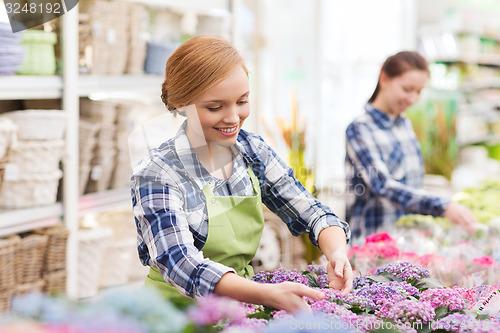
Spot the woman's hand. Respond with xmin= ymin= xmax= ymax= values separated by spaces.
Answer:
xmin=214 ymin=272 xmax=324 ymax=313
xmin=445 ymin=202 xmax=481 ymax=233
xmin=326 ymin=250 xmax=353 ymax=295
xmin=262 ymin=282 xmax=325 ymax=313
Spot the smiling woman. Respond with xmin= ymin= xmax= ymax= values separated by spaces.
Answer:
xmin=344 ymin=51 xmax=480 ymax=243
xmin=130 ymin=35 xmax=354 ymax=313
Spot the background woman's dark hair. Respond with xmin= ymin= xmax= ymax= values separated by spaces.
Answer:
xmin=368 ymin=51 xmax=429 ymax=103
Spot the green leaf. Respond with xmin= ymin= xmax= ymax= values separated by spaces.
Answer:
xmin=413 ymin=278 xmax=445 ymax=290
xmin=306 ymin=274 xmax=320 ymax=288
xmin=367 ymin=275 xmax=393 ymax=283
xmin=434 ymin=306 xmax=449 ymax=320
xmin=248 ymin=306 xmax=274 ymax=320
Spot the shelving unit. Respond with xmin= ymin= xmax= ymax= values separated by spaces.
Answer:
xmin=0 ymin=0 xmax=237 ymax=299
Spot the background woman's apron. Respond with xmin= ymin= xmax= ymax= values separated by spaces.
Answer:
xmin=144 ymin=167 xmax=265 ymax=302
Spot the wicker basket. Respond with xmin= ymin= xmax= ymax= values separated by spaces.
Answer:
xmin=34 ymin=225 xmax=69 ymax=273
xmin=0 ymin=110 xmax=67 ymax=141
xmin=80 ymin=99 xmax=118 ymax=125
xmin=77 ymin=227 xmax=113 ymax=299
xmin=43 ymin=269 xmax=67 ymax=295
xmin=99 ymin=238 xmax=135 ymax=288
xmin=9 ymin=139 xmax=65 ymax=174
xmin=0 ymin=289 xmax=12 ymax=312
xmin=0 ymin=235 xmax=20 ymax=291
xmin=0 ymin=169 xmax=63 ymax=209
xmin=0 ymin=118 xmax=16 ymax=160
xmin=14 ymin=280 xmax=45 ymax=295
xmin=13 ymin=233 xmax=49 ymax=284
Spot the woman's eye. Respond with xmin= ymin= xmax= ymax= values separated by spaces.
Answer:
xmin=207 ymin=106 xmax=222 ymax=111
xmin=237 ymin=100 xmax=248 ymax=105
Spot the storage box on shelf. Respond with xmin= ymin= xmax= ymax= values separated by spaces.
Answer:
xmin=18 ymin=30 xmax=57 ymax=76
xmin=79 ymin=0 xmax=147 ymax=75
xmin=0 ymin=110 xmax=66 ymax=209
xmin=77 ymin=226 xmax=113 ymax=299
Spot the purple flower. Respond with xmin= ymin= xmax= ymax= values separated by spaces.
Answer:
xmin=420 ymin=288 xmax=466 ymax=311
xmin=354 ymin=281 xmax=419 ymax=304
xmin=271 ymin=310 xmax=293 ymax=320
xmin=310 ymin=300 xmax=356 ymax=318
xmin=374 ymin=261 xmax=430 ymax=283
xmin=187 ymin=294 xmax=246 ymax=326
xmin=376 ymin=299 xmax=435 ymax=325
xmin=251 ymin=268 xmax=309 ymax=286
xmin=432 ymin=313 xmax=500 ymax=333
xmin=353 ymin=276 xmax=376 ymax=289
xmin=226 ymin=317 xmax=268 ymax=331
xmin=306 ymin=264 xmax=327 ymax=276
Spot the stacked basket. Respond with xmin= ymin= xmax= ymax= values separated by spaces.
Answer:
xmin=12 ymin=232 xmax=49 ymax=295
xmin=80 ymin=99 xmax=118 ymax=193
xmin=78 ymin=0 xmax=147 ymax=75
xmin=79 ymin=119 xmax=100 ymax=195
xmin=95 ymin=209 xmax=140 ymax=288
xmin=0 ymin=236 xmax=19 ymax=312
xmin=0 ymin=110 xmax=66 ymax=209
xmin=110 ymin=103 xmax=134 ymax=189
xmin=77 ymin=224 xmax=113 ymax=299
xmin=35 ymin=225 xmax=70 ymax=295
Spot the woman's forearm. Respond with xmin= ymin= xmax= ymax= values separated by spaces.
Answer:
xmin=317 ymin=225 xmax=348 ymax=259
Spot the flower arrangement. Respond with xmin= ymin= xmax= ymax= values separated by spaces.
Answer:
xmin=3 ymin=260 xmax=500 ymax=333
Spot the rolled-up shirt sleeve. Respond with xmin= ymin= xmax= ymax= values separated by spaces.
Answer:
xmin=132 ymin=170 xmax=235 ymax=299
xmin=346 ymin=121 xmax=449 ymax=217
xmin=252 ymin=136 xmax=350 ymax=246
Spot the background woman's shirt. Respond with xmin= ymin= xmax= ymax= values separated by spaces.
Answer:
xmin=132 ymin=120 xmax=350 ymax=298
xmin=345 ymin=104 xmax=449 ymax=242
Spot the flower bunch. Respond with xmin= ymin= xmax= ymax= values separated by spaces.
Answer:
xmin=251 ymin=268 xmax=309 ymax=285
xmin=187 ymin=294 xmax=246 ymax=326
xmin=374 ymin=261 xmax=430 ymax=283
xmin=471 ymin=256 xmax=499 ymax=270
xmin=375 ymin=299 xmax=435 ymax=325
xmin=419 ymin=288 xmax=466 ymax=311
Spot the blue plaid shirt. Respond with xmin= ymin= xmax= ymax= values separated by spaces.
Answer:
xmin=345 ymin=104 xmax=449 ymax=241
xmin=132 ymin=120 xmax=350 ymax=298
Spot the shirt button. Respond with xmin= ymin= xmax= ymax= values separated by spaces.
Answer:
xmin=211 ymin=198 xmax=216 ymax=204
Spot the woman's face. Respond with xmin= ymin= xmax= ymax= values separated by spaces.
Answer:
xmin=185 ymin=65 xmax=250 ymax=146
xmin=379 ymin=69 xmax=428 ymax=116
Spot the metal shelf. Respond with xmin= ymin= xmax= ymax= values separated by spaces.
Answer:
xmin=0 ymin=203 xmax=63 ymax=237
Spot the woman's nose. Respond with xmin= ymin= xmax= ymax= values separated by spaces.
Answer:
xmin=223 ymin=106 xmax=239 ymax=123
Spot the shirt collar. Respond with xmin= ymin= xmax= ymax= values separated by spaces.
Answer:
xmin=173 ymin=120 xmax=250 ymax=190
xmin=365 ymin=103 xmax=405 ymax=128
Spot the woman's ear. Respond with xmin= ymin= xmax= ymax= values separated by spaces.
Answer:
xmin=379 ymin=71 xmax=390 ymax=88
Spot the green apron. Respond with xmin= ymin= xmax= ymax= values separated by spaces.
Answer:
xmin=144 ymin=167 xmax=265 ymax=302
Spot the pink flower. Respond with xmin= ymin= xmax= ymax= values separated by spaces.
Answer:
xmin=188 ymin=294 xmax=246 ymax=326
xmin=471 ymin=256 xmax=498 ymax=269
xmin=365 ymin=232 xmax=395 ymax=245
xmin=378 ymin=244 xmax=400 ymax=259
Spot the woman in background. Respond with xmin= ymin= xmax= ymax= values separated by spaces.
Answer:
xmin=345 ymin=51 xmax=479 ymax=242
xmin=132 ymin=35 xmax=353 ymax=313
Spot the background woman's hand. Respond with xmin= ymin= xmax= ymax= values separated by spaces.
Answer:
xmin=326 ymin=250 xmax=353 ymax=296
xmin=445 ymin=202 xmax=481 ymax=233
